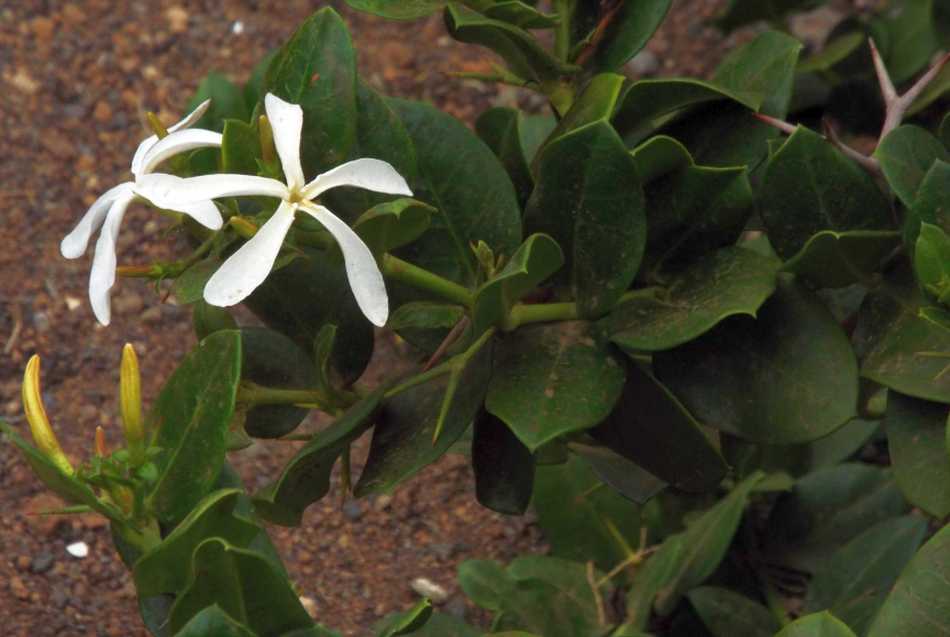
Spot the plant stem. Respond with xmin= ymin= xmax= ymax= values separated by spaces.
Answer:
xmin=504 ymin=287 xmax=662 ymax=330
xmin=380 ymin=254 xmax=473 ymax=307
xmin=554 ymin=0 xmax=575 ymax=61
xmin=237 ymin=381 xmax=352 ymax=411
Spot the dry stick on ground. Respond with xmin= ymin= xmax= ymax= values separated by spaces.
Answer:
xmin=755 ymin=38 xmax=950 ymax=175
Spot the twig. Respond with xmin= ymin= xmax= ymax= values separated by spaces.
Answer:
xmin=421 ymin=316 xmax=469 ymax=372
xmin=4 ymin=303 xmax=23 ymax=355
xmin=575 ymin=0 xmax=625 ymax=67
xmin=586 ymin=561 xmax=608 ymax=628
xmin=870 ymin=38 xmax=950 ymax=143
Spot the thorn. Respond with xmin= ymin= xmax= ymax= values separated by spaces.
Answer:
xmin=753 ymin=112 xmax=798 ymax=136
xmin=868 ymin=38 xmax=896 ymax=103
xmin=422 ymin=316 xmax=469 ymax=372
xmin=873 ymin=39 xmax=950 ymax=142
xmin=822 ymin=117 xmax=881 ymax=175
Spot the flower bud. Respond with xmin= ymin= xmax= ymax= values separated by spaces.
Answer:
xmin=22 ymin=356 xmax=73 ymax=475
xmin=146 ymin=111 xmax=170 ymax=139
xmin=259 ymin=114 xmax=276 ymax=163
xmin=120 ymin=344 xmax=145 ymax=463
xmin=229 ymin=216 xmax=259 ymax=239
xmin=94 ymin=426 xmax=108 ymax=458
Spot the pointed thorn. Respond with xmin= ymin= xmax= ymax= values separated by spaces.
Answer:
xmin=753 ymin=112 xmax=797 ymax=136
xmin=868 ymin=37 xmax=897 ymax=103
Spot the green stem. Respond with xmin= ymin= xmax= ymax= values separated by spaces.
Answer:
xmin=381 ymin=254 xmax=474 ymax=307
xmin=504 ymin=287 xmax=663 ymax=330
xmin=237 ymin=381 xmax=352 ymax=411
xmin=554 ymin=0 xmax=575 ymax=62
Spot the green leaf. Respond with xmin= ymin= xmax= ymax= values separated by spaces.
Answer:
xmin=134 ymin=490 xmax=259 ymax=597
xmin=782 ymin=230 xmax=902 ymax=289
xmin=765 ymin=464 xmax=910 ymax=572
xmin=879 ymin=0 xmax=939 ymax=84
xmin=174 ymin=258 xmax=221 ymax=305
xmin=712 ymin=30 xmax=802 ymax=117
xmin=856 ymin=277 xmax=950 ymax=403
xmin=687 ymin=586 xmax=779 ymax=637
xmin=776 ymin=612 xmax=857 ymax=637
xmin=443 ymin=3 xmax=576 ymax=83
xmin=875 ymin=125 xmax=950 ymax=207
xmin=542 ymin=73 xmax=626 ymax=151
xmin=941 ymin=113 xmax=950 ymax=149
xmin=867 ymin=521 xmax=950 ymax=637
xmin=193 ymin=301 xmax=237 ymax=341
xmin=592 ymin=360 xmax=727 ymax=493
xmin=640 ymin=162 xmax=754 ymax=270
xmin=905 ymin=160 xmax=950 ymax=248
xmin=476 ymin=107 xmax=543 ymax=205
xmin=239 ymin=328 xmax=316 ymax=439
xmin=390 ymin=98 xmax=522 ymax=282
xmin=352 ymin=198 xmax=434 ymax=255
xmin=885 ymin=392 xmax=950 ymax=518
xmin=265 ymin=8 xmax=356 ymax=173
xmin=570 ymin=443 xmax=666 ymax=504
xmin=473 ymin=411 xmax=534 ymax=515
xmin=655 ymin=279 xmax=859 ymax=444
xmin=532 ymin=454 xmax=642 ymax=570
xmin=187 ymin=72 xmax=249 ymax=132
xmin=761 ymin=126 xmax=893 ymax=260
xmin=377 ymin=612 xmax=477 ymax=637
xmin=804 ymin=515 xmax=928 ymax=634
xmin=472 ymin=233 xmax=564 ymax=335
xmin=221 ymin=119 xmax=261 ymax=175
xmin=486 ymin=321 xmax=626 ymax=451
xmin=169 ymin=539 xmax=315 ymax=635
xmin=625 ymin=471 xmax=765 ymax=624
xmin=388 ymin=302 xmax=466 ymax=354
xmin=484 ymin=2 xmax=557 ymax=29
xmin=172 ymin=605 xmax=255 ymax=637
xmin=344 ymin=0 xmax=445 ymax=20
xmin=797 ymin=31 xmax=866 ymax=74
xmin=629 ymin=135 xmax=693 ymax=183
xmin=587 ymin=0 xmax=672 ymax=71
xmin=377 ymin=598 xmax=433 ymax=637
xmin=524 ymin=121 xmax=646 ymax=316
xmin=601 ymin=246 xmax=779 ymax=352
xmin=715 ymin=0 xmax=821 ymax=33
xmin=355 ymin=343 xmax=492 ymax=495
xmin=0 ymin=423 xmax=124 ymax=522
xmin=915 ymin=223 xmax=950 ymax=302
xmin=244 ymin=245 xmax=374 ymax=384
xmin=255 ymin=390 xmax=383 ymax=526
xmin=148 ymin=331 xmax=242 ymax=524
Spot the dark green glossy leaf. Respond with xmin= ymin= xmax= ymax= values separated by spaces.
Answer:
xmin=148 ymin=331 xmax=242 ymax=524
xmin=629 ymin=135 xmax=692 ymax=183
xmin=570 ymin=442 xmax=666 ymax=504
xmin=532 ymin=455 xmax=641 ymax=570
xmin=761 ymin=126 xmax=893 ymax=260
xmin=378 ymin=612 xmax=476 ymax=637
xmin=473 ymin=411 xmax=534 ymax=515
xmin=905 ymin=160 xmax=950 ymax=248
xmin=804 ymin=515 xmax=928 ymax=634
xmin=169 ymin=539 xmax=314 ymax=635
xmin=486 ymin=321 xmax=626 ymax=451
xmin=587 ymin=0 xmax=671 ymax=71
xmin=221 ymin=119 xmax=261 ymax=175
xmin=915 ymin=223 xmax=950 ymax=302
xmin=187 ymin=72 xmax=249 ymax=132
xmin=687 ymin=586 xmax=779 ymax=637
xmin=388 ymin=302 xmax=465 ymax=354
xmin=355 ymin=342 xmax=492 ymax=495
xmin=444 ymin=3 xmax=576 ymax=83
xmin=712 ymin=30 xmax=801 ymax=117
xmin=543 ymin=73 xmax=626 ymax=152
xmin=345 ymin=0 xmax=444 ymax=20
xmin=855 ymin=277 xmax=950 ymax=404
xmin=941 ymin=113 xmax=950 ymax=148
xmin=524 ymin=121 xmax=645 ymax=316
xmin=390 ymin=98 xmax=522 ymax=282
xmin=885 ymin=392 xmax=950 ymax=517
xmin=377 ymin=598 xmax=433 ymax=637
xmin=776 ymin=612 xmax=857 ymax=637
xmin=239 ymin=327 xmax=316 ymax=439
xmin=484 ymin=2 xmax=557 ymax=29
xmin=244 ymin=245 xmax=374 ymax=385
xmin=782 ymin=230 xmax=902 ymax=289
xmin=765 ymin=464 xmax=910 ymax=572
xmin=265 ymin=8 xmax=356 ymax=173
xmin=193 ymin=301 xmax=237 ymax=341
xmin=134 ymin=490 xmax=259 ymax=597
xmin=172 ymin=605 xmax=255 ymax=637
xmin=602 ymin=247 xmax=779 ymax=352
xmin=879 ymin=0 xmax=939 ymax=84
xmin=352 ymin=198 xmax=434 ymax=255
xmin=476 ymin=107 xmax=538 ymax=204
xmin=255 ymin=390 xmax=383 ymax=526
xmin=625 ymin=471 xmax=765 ymax=625
xmin=174 ymin=258 xmax=221 ymax=305
xmin=655 ymin=279 xmax=859 ymax=444
xmin=875 ymin=125 xmax=950 ymax=207
xmin=592 ymin=361 xmax=727 ymax=493
xmin=715 ymin=0 xmax=821 ymax=33
xmin=472 ymin=233 xmax=564 ymax=335
xmin=867 ymin=521 xmax=950 ymax=637
xmin=797 ymin=31 xmax=866 ymax=74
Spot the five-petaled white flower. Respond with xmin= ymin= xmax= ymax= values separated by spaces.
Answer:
xmin=137 ymin=93 xmax=412 ymax=327
xmin=61 ymin=100 xmax=224 ymax=325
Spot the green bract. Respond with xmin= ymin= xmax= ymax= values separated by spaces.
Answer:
xmin=10 ymin=1 xmax=950 ymax=635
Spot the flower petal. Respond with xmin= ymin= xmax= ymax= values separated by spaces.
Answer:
xmin=167 ymin=198 xmax=223 ymax=230
xmin=299 ymin=202 xmax=389 ymax=327
xmin=204 ymin=200 xmax=297 ymax=307
xmin=137 ymin=128 xmax=223 ymax=177
xmin=61 ymin=183 xmax=134 ymax=259
xmin=264 ymin=93 xmax=306 ymax=191
xmin=301 ymin=158 xmax=413 ymax=200
xmin=130 ymin=99 xmax=212 ymax=176
xmin=137 ymin=173 xmax=288 ymax=211
xmin=89 ymin=192 xmax=135 ymax=325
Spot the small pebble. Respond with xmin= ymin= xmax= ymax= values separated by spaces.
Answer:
xmin=231 ymin=20 xmax=244 ymax=35
xmin=31 ymin=552 xmax=54 ymax=574
xmin=410 ymin=577 xmax=448 ymax=603
xmin=66 ymin=541 xmax=89 ymax=558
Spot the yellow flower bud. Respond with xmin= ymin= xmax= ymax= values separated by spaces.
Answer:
xmin=228 ymin=216 xmax=259 ymax=240
xmin=145 ymin=111 xmax=170 ymax=139
xmin=22 ymin=355 xmax=73 ymax=475
xmin=120 ymin=343 xmax=145 ymax=464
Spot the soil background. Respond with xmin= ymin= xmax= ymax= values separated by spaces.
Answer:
xmin=0 ymin=1 xmax=824 ymax=635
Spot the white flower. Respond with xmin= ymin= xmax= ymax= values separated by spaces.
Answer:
xmin=61 ymin=99 xmax=224 ymax=325
xmin=137 ymin=93 xmax=412 ymax=327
